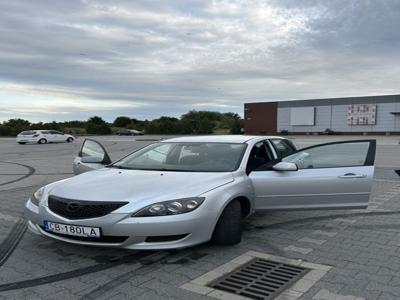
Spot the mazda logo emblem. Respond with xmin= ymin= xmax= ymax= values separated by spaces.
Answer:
xmin=66 ymin=202 xmax=81 ymax=212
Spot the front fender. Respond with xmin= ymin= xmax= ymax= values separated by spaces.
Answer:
xmin=199 ymin=174 xmax=255 ymax=238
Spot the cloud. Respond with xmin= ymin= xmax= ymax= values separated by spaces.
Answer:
xmin=0 ymin=0 xmax=399 ymax=122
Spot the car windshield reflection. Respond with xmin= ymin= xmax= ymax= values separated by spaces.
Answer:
xmin=112 ymin=142 xmax=247 ymax=172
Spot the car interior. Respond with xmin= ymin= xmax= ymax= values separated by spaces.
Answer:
xmin=246 ymin=142 xmax=274 ymax=174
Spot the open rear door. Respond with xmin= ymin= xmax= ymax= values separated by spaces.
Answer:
xmin=251 ymin=140 xmax=376 ymax=210
xmin=73 ymin=139 xmax=112 ymax=175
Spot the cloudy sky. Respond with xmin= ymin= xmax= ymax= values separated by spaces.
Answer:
xmin=1 ymin=0 xmax=399 ymax=122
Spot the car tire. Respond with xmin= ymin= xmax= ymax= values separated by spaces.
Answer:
xmin=212 ymin=200 xmax=242 ymax=245
xmin=38 ymin=138 xmax=47 ymax=144
xmin=18 ymin=142 xmax=26 ymax=145
xmin=66 ymin=137 xmax=73 ymax=143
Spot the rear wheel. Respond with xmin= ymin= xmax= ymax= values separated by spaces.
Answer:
xmin=18 ymin=142 xmax=26 ymax=145
xmin=212 ymin=200 xmax=242 ymax=245
xmin=38 ymin=138 xmax=47 ymax=144
xmin=66 ymin=137 xmax=73 ymax=143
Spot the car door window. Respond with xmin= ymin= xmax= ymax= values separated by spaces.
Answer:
xmin=246 ymin=141 xmax=274 ymax=174
xmin=270 ymin=139 xmax=296 ymax=158
xmin=80 ymin=140 xmax=106 ymax=160
xmin=282 ymin=141 xmax=372 ymax=169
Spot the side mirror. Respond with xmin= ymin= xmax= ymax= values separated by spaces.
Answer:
xmin=273 ymin=162 xmax=298 ymax=171
xmin=81 ymin=156 xmax=104 ymax=164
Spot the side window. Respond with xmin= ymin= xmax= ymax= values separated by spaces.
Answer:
xmin=246 ymin=141 xmax=274 ymax=174
xmin=282 ymin=142 xmax=371 ymax=169
xmin=80 ymin=140 xmax=106 ymax=160
xmin=271 ymin=139 xmax=296 ymax=158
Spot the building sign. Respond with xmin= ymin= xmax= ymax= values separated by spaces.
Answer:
xmin=347 ymin=104 xmax=377 ymax=125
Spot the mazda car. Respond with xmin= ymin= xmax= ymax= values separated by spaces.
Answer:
xmin=24 ymin=135 xmax=376 ymax=249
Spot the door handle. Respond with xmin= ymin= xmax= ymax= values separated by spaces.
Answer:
xmin=338 ymin=173 xmax=366 ymax=179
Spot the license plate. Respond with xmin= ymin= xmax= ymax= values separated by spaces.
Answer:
xmin=44 ymin=221 xmax=101 ymax=238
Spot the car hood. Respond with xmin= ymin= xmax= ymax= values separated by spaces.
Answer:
xmin=48 ymin=168 xmax=234 ymax=206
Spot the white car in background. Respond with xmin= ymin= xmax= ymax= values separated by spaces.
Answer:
xmin=16 ymin=130 xmax=75 ymax=144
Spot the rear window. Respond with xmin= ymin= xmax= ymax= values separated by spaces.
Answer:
xmin=20 ymin=131 xmax=36 ymax=135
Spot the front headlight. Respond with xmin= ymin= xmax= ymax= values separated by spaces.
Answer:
xmin=31 ymin=187 xmax=45 ymax=206
xmin=132 ymin=197 xmax=205 ymax=217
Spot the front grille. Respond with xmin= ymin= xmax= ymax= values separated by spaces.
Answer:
xmin=209 ymin=258 xmax=309 ymax=300
xmin=48 ymin=195 xmax=128 ymax=220
xmin=40 ymin=226 xmax=128 ymax=243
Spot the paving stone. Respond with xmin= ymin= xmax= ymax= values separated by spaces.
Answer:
xmin=298 ymin=237 xmax=327 ymax=245
xmin=312 ymin=230 xmax=338 ymax=237
xmin=312 ymin=289 xmax=364 ymax=300
xmin=284 ymin=245 xmax=313 ymax=254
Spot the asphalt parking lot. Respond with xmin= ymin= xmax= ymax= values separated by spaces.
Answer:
xmin=0 ymin=135 xmax=399 ymax=300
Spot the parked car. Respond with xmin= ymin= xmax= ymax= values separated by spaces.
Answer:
xmin=116 ymin=129 xmax=144 ymax=136
xmin=25 ymin=135 xmax=376 ymax=250
xmin=16 ymin=130 xmax=75 ymax=144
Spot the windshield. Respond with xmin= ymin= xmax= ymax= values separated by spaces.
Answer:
xmin=113 ymin=142 xmax=247 ymax=172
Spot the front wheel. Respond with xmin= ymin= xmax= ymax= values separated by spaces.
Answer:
xmin=212 ymin=200 xmax=242 ymax=245
xmin=38 ymin=138 xmax=47 ymax=144
xmin=66 ymin=137 xmax=73 ymax=143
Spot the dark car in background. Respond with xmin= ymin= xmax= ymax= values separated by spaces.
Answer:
xmin=116 ymin=129 xmax=144 ymax=136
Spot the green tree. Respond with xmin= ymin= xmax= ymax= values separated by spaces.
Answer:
xmin=113 ymin=116 xmax=132 ymax=128
xmin=145 ymin=117 xmax=182 ymax=134
xmin=0 ymin=119 xmax=31 ymax=136
xmin=219 ymin=113 xmax=243 ymax=134
xmin=180 ymin=111 xmax=220 ymax=134
xmin=86 ymin=116 xmax=112 ymax=134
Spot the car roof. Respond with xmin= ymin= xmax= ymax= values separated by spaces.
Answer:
xmin=29 ymin=129 xmax=54 ymax=131
xmin=162 ymin=135 xmax=284 ymax=143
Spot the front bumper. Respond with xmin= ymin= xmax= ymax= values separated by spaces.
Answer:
xmin=24 ymin=199 xmax=217 ymax=250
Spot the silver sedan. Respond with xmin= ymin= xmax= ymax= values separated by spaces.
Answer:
xmin=25 ymin=135 xmax=376 ymax=249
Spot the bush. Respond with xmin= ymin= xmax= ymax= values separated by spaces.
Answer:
xmin=280 ymin=130 xmax=289 ymax=135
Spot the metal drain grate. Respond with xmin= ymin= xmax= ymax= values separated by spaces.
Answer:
xmin=209 ymin=258 xmax=309 ymax=300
